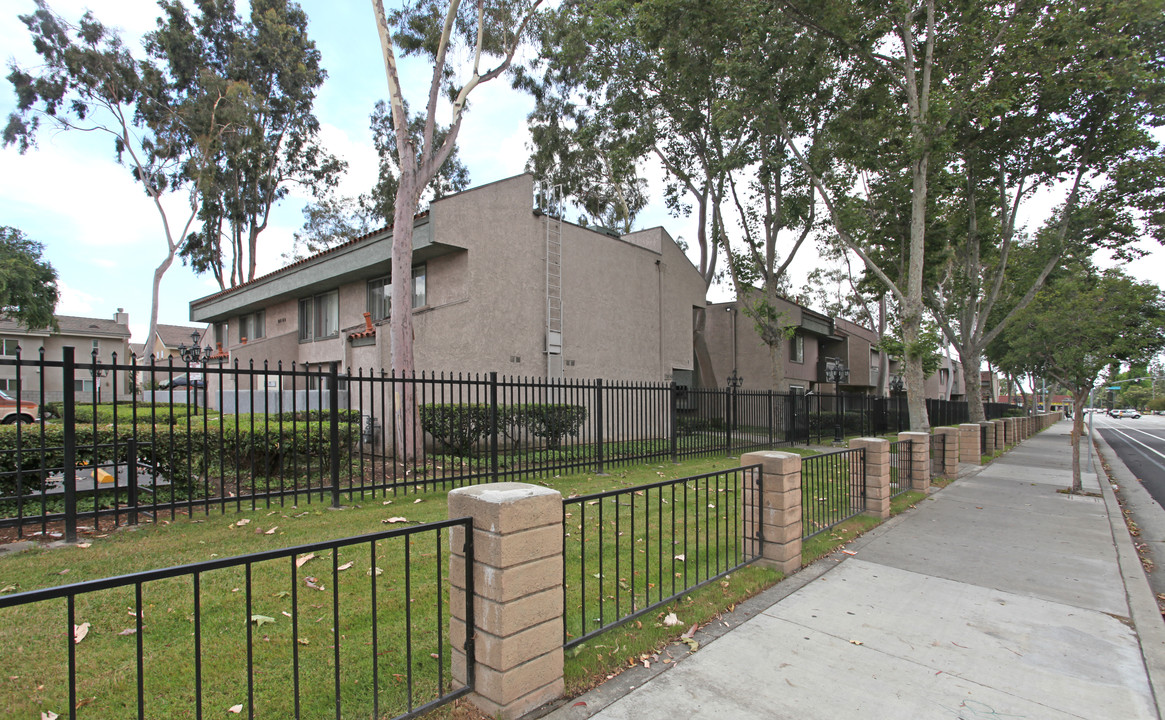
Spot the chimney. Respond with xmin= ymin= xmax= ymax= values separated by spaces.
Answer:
xmin=114 ymin=308 xmax=129 ymax=326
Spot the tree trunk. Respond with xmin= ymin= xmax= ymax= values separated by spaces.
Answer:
xmin=902 ymin=302 xmax=929 ymax=432
xmin=390 ymin=177 xmax=419 ymax=461
xmin=149 ymin=248 xmax=177 ymax=361
xmin=1071 ymin=391 xmax=1087 ymax=493
xmin=962 ymin=345 xmax=986 ymax=422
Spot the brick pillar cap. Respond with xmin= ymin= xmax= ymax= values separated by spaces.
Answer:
xmin=449 ymin=482 xmax=560 ymax=504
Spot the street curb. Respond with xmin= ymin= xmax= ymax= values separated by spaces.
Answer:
xmin=1092 ymin=426 xmax=1165 ymax=720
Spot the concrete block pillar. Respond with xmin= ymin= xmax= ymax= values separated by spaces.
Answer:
xmin=850 ymin=438 xmax=891 ymax=519
xmin=933 ymin=427 xmax=959 ymax=479
xmin=449 ymin=483 xmax=565 ymax=720
xmin=1004 ymin=417 xmax=1016 ymax=446
xmin=992 ymin=419 xmax=1005 ymax=452
xmin=958 ymin=424 xmax=981 ymax=464
xmin=898 ymin=432 xmax=931 ymax=492
xmin=979 ymin=422 xmax=995 ymax=455
xmin=741 ymin=451 xmax=802 ymax=575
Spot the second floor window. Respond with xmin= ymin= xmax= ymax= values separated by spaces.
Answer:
xmin=238 ymin=310 xmax=265 ymax=342
xmin=368 ymin=265 xmax=427 ymax=322
xmin=300 ymin=291 xmax=339 ymax=341
xmin=789 ymin=334 xmax=804 ymax=363
xmin=0 ymin=338 xmax=18 ymax=356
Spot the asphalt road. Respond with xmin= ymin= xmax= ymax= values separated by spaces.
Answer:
xmin=1094 ymin=413 xmax=1165 ymax=508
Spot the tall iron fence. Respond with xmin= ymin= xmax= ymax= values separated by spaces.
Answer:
xmin=0 ymin=348 xmax=999 ymax=539
xmin=0 ymin=517 xmax=474 ymax=720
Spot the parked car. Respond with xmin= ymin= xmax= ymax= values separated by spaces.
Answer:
xmin=157 ymin=373 xmax=205 ymax=389
xmin=1113 ymin=408 xmax=1142 ymax=419
xmin=0 ymin=390 xmax=39 ymax=424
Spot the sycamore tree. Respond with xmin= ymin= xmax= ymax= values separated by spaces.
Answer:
xmin=4 ymin=0 xmax=245 ymax=355
xmin=923 ymin=0 xmax=1165 ymax=423
xmin=989 ymin=266 xmax=1165 ymax=492
xmin=0 ymin=227 xmax=58 ymax=331
xmin=522 ymin=0 xmax=829 ymax=389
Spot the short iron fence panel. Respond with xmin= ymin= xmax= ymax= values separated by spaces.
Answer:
xmin=562 ymin=466 xmax=761 ymax=648
xmin=0 ymin=518 xmax=474 ymax=720
xmin=802 ymin=448 xmax=867 ymax=539
xmin=888 ymin=440 xmax=912 ymax=498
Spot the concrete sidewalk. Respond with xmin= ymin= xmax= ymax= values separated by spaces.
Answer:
xmin=541 ymin=420 xmax=1165 ymax=720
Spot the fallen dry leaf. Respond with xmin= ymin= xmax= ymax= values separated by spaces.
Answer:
xmin=118 ymin=628 xmax=137 ymax=636
xmin=227 ymin=704 xmax=244 ymax=714
xmin=73 ymin=622 xmax=90 ymax=645
xmin=236 ymin=519 xmax=250 ymax=526
xmin=382 ymin=517 xmax=408 ymax=524
xmin=76 ymin=543 xmax=91 ymax=549
xmin=295 ymin=553 xmax=315 ymax=568
xmin=265 ymin=527 xmax=278 ymax=535
xmin=662 ymin=612 xmax=682 ymax=627
xmin=337 ymin=562 xmax=354 ymax=571
xmin=41 ymin=712 xmax=59 ymax=720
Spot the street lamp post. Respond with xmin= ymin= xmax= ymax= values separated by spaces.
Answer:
xmin=176 ymin=331 xmax=211 ymax=415
xmin=824 ymin=358 xmax=849 ymax=443
xmin=726 ymin=370 xmax=743 ymax=446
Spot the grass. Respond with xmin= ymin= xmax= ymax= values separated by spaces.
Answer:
xmin=0 ymin=455 xmax=757 ymax=719
xmin=0 ymin=447 xmax=948 ymax=719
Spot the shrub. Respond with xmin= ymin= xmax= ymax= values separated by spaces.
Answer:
xmin=511 ymin=404 xmax=587 ymax=450
xmin=418 ymin=404 xmax=493 ymax=456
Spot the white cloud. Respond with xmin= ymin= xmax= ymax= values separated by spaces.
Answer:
xmin=56 ymin=280 xmax=100 ymax=317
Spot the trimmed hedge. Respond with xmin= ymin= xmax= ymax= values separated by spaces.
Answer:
xmin=0 ymin=420 xmax=355 ymax=497
xmin=418 ymin=403 xmax=589 ymax=455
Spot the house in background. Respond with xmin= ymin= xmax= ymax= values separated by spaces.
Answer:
xmin=144 ymin=323 xmax=210 ymax=362
xmin=189 ymin=174 xmax=707 ymax=384
xmin=0 ymin=310 xmax=132 ymax=403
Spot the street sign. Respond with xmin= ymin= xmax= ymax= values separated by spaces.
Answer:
xmin=1107 ymin=386 xmax=1121 ymax=390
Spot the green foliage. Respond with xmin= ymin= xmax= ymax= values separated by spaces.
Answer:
xmin=1147 ymin=397 xmax=1165 ymax=413
xmin=418 ymin=403 xmax=493 ymax=456
xmin=0 ymin=420 xmax=354 ymax=497
xmin=511 ymin=403 xmax=588 ymax=450
xmin=0 ymin=227 xmax=58 ymax=330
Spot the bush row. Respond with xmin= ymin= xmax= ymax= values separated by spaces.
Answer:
xmin=419 ymin=403 xmax=588 ymax=455
xmin=0 ymin=421 xmax=355 ymax=497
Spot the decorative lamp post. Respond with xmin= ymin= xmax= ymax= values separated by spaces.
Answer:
xmin=726 ymin=370 xmax=743 ymax=443
xmin=889 ymin=375 xmax=904 ymax=394
xmin=824 ymin=358 xmax=849 ymax=443
xmin=176 ymin=331 xmax=211 ymax=415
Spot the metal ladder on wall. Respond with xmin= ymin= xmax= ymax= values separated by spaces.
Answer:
xmin=544 ymin=184 xmax=564 ymax=379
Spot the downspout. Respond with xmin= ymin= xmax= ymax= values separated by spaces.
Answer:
xmin=656 ymin=259 xmax=664 ymax=380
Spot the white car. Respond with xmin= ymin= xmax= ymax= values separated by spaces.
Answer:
xmin=1114 ymin=409 xmax=1142 ymax=419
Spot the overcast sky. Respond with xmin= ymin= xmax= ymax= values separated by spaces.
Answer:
xmin=1 ymin=0 xmax=1159 ymax=346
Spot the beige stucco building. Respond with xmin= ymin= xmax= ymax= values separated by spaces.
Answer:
xmin=189 ymin=174 xmax=706 ymax=383
xmin=0 ymin=310 xmax=133 ymax=403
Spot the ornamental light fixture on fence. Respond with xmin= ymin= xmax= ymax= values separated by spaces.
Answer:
xmin=176 ymin=330 xmax=211 ymax=415
xmin=889 ymin=375 xmax=904 ymax=394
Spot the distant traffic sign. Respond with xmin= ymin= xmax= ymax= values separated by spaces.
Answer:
xmin=1107 ymin=386 xmax=1121 ymax=390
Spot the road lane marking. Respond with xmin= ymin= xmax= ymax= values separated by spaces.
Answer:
xmin=1101 ymin=427 xmax=1165 ymax=474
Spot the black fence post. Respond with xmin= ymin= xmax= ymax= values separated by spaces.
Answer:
xmin=725 ymin=385 xmax=734 ymax=454
xmin=669 ymin=381 xmax=679 ymax=463
xmin=62 ymin=346 xmax=77 ymax=543
xmin=489 ymin=372 xmax=499 ymax=482
xmin=329 ymin=362 xmax=341 ymax=508
xmin=767 ymin=389 xmax=774 ymax=446
xmin=595 ymin=379 xmax=605 ymax=474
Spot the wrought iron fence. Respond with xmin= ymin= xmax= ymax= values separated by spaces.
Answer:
xmin=0 ymin=347 xmax=971 ymax=539
xmin=888 ymin=440 xmax=913 ymax=498
xmin=801 ymin=448 xmax=866 ymax=539
xmin=980 ymin=423 xmax=990 ymax=457
xmin=0 ymin=517 xmax=474 ymax=720
xmin=929 ymin=432 xmax=947 ymax=476
xmin=561 ymin=466 xmax=761 ymax=648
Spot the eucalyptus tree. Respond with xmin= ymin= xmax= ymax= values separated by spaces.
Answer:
xmin=370 ymin=0 xmax=544 ymax=454
xmin=4 ymin=0 xmax=245 ymax=352
xmin=149 ymin=0 xmax=344 ymax=290
xmin=923 ymin=0 xmax=1165 ymax=422
xmin=989 ymin=266 xmax=1165 ymax=492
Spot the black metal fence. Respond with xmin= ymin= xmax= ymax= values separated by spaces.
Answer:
xmin=561 ymin=466 xmax=760 ymax=647
xmin=801 ymin=448 xmax=866 ymax=539
xmin=888 ymin=440 xmax=912 ymax=498
xmin=0 ymin=348 xmax=1006 ymax=540
xmin=0 ymin=517 xmax=474 ymax=720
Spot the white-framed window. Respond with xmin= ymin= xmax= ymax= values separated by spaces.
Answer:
xmin=299 ymin=291 xmax=339 ymax=341
xmin=367 ymin=264 xmax=427 ymax=322
xmin=74 ymin=379 xmax=95 ymax=393
xmin=789 ymin=384 xmax=806 ymax=395
xmin=238 ymin=310 xmax=265 ymax=342
xmin=0 ymin=338 xmax=19 ymax=356
xmin=789 ymin=334 xmax=804 ymax=363
xmin=92 ymin=339 xmax=100 ymax=351
xmin=0 ymin=378 xmax=17 ymax=393
xmin=214 ymin=321 xmax=228 ymax=348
